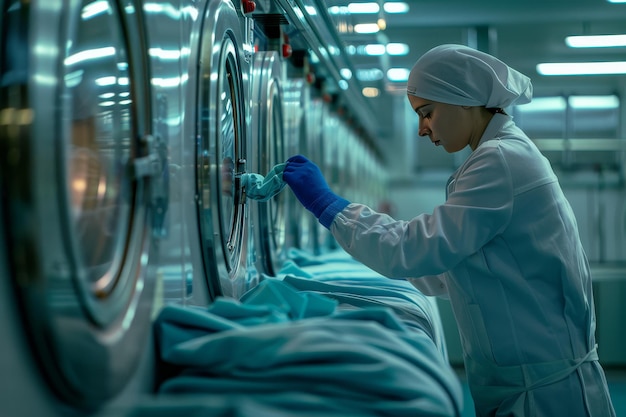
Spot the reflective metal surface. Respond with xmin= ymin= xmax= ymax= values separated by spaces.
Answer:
xmin=283 ymin=79 xmax=322 ymax=253
xmin=250 ymin=51 xmax=289 ymax=275
xmin=195 ymin=0 xmax=250 ymax=299
xmin=0 ymin=0 xmax=159 ymax=407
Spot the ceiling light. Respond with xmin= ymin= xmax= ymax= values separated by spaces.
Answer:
xmin=363 ymin=44 xmax=386 ymax=56
xmin=362 ymin=87 xmax=380 ymax=98
xmin=565 ymin=34 xmax=626 ymax=48
xmin=607 ymin=0 xmax=626 ymax=3
xmin=352 ymin=43 xmax=408 ymax=56
xmin=387 ymin=68 xmax=410 ymax=82
xmin=536 ymin=61 xmax=626 ymax=75
xmin=383 ymin=2 xmax=409 ymax=13
xmin=386 ymin=43 xmax=409 ymax=55
xmin=568 ymin=95 xmax=619 ymax=109
xmin=327 ymin=6 xmax=346 ymax=15
xmin=347 ymin=2 xmax=379 ymax=13
xmin=354 ymin=23 xmax=380 ymax=34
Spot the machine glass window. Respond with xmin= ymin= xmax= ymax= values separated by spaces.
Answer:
xmin=219 ymin=73 xmax=237 ymax=244
xmin=64 ymin=0 xmax=133 ymax=298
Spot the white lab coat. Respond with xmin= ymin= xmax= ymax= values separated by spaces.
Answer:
xmin=330 ymin=114 xmax=615 ymax=417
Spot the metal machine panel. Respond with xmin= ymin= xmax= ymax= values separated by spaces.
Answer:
xmin=249 ymin=50 xmax=291 ymax=276
xmin=0 ymin=0 xmax=162 ymax=410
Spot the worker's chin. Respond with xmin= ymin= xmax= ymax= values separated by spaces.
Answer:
xmin=442 ymin=144 xmax=460 ymax=154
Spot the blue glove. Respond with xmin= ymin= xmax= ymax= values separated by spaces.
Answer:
xmin=283 ymin=155 xmax=350 ymax=229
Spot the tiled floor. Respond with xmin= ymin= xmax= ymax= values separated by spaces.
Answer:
xmin=456 ymin=368 xmax=626 ymax=416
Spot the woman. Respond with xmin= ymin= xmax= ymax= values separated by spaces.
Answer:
xmin=282 ymin=44 xmax=616 ymax=417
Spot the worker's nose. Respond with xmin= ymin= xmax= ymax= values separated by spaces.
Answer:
xmin=418 ymin=119 xmax=431 ymax=137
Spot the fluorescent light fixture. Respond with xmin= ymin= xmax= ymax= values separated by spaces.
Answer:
xmin=384 ymin=2 xmax=409 ymax=13
xmin=537 ymin=61 xmax=626 ymax=75
xmin=354 ymin=23 xmax=380 ymax=34
xmin=568 ymin=95 xmax=619 ymax=109
xmin=363 ymin=44 xmax=386 ymax=56
xmin=387 ymin=68 xmax=410 ymax=82
xmin=566 ymin=34 xmax=626 ymax=48
xmin=387 ymin=43 xmax=409 ymax=55
xmin=348 ymin=2 xmax=379 ymax=13
xmin=327 ymin=6 xmax=348 ymax=15
xmin=362 ymin=87 xmax=380 ymax=98
xmin=516 ymin=97 xmax=566 ymax=112
xmin=352 ymin=43 xmax=408 ymax=56
xmin=607 ymin=0 xmax=626 ymax=3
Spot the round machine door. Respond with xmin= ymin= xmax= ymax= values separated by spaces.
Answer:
xmin=0 ymin=0 xmax=162 ymax=408
xmin=250 ymin=51 xmax=290 ymax=276
xmin=196 ymin=0 xmax=250 ymax=299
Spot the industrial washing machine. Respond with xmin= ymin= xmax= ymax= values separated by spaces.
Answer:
xmin=0 ymin=0 xmax=164 ymax=414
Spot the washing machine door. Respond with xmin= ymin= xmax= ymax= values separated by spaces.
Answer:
xmin=0 ymin=0 xmax=162 ymax=408
xmin=250 ymin=51 xmax=290 ymax=276
xmin=196 ymin=0 xmax=251 ymax=299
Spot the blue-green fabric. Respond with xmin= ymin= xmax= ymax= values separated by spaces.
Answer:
xmin=279 ymin=248 xmax=448 ymax=355
xmin=241 ymin=163 xmax=287 ymax=202
xmin=155 ymin=277 xmax=463 ymax=416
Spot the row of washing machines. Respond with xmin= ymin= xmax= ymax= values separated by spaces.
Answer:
xmin=0 ymin=0 xmax=391 ymax=415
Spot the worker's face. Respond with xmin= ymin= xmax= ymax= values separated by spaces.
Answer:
xmin=407 ymin=95 xmax=475 ymax=153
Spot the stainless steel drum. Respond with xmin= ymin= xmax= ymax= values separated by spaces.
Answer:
xmin=250 ymin=50 xmax=291 ymax=276
xmin=0 ymin=0 xmax=162 ymax=408
xmin=195 ymin=0 xmax=252 ymax=299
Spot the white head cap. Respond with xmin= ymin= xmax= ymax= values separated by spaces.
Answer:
xmin=406 ymin=44 xmax=533 ymax=109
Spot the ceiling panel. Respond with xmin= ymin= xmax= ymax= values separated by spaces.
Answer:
xmin=325 ymin=0 xmax=626 ymax=150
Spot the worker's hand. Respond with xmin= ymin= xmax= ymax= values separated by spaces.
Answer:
xmin=283 ymin=155 xmax=332 ymax=217
xmin=283 ymin=155 xmax=349 ymax=228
